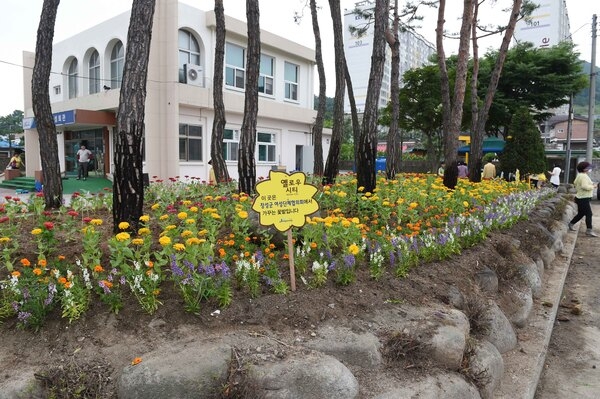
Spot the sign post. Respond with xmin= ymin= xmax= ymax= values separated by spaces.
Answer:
xmin=252 ymin=171 xmax=319 ymax=291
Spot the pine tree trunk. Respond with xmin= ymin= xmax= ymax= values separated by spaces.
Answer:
xmin=31 ymin=0 xmax=63 ymax=209
xmin=112 ymin=0 xmax=156 ymax=233
xmin=385 ymin=0 xmax=400 ymax=180
xmin=210 ymin=0 xmax=230 ymax=183
xmin=310 ymin=0 xmax=325 ymax=176
xmin=356 ymin=0 xmax=389 ymax=194
xmin=323 ymin=0 xmax=346 ymax=185
xmin=344 ymin=63 xmax=361 ymax=163
xmin=469 ymin=2 xmax=482 ymax=182
xmin=238 ymin=0 xmax=260 ymax=195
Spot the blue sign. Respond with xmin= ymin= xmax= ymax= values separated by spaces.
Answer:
xmin=22 ymin=110 xmax=76 ymax=130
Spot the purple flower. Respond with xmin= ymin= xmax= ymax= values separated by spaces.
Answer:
xmin=343 ymin=254 xmax=355 ymax=268
xmin=98 ymin=280 xmax=112 ymax=294
xmin=120 ymin=276 xmax=126 ymax=285
xmin=17 ymin=311 xmax=31 ymax=324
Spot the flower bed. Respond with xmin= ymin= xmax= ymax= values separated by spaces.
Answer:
xmin=0 ymin=174 xmax=552 ymax=330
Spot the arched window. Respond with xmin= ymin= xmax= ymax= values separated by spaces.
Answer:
xmin=110 ymin=41 xmax=124 ymax=89
xmin=68 ymin=59 xmax=78 ymax=99
xmin=178 ymin=29 xmax=200 ymax=83
xmin=88 ymin=50 xmax=100 ymax=94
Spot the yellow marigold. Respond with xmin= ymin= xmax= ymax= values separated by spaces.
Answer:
xmin=189 ymin=206 xmax=198 ymax=213
xmin=90 ymin=219 xmax=103 ymax=226
xmin=145 ymin=270 xmax=153 ymax=276
xmin=182 ymin=200 xmax=192 ymax=206
xmin=238 ymin=211 xmax=248 ymax=219
xmin=31 ymin=228 xmax=42 ymax=235
xmin=151 ymin=203 xmax=160 ymax=210
xmin=159 ymin=214 xmax=169 ymax=221
xmin=342 ymin=219 xmax=351 ymax=227
xmin=358 ymin=186 xmax=365 ymax=192
xmin=33 ymin=268 xmax=43 ymax=276
xmin=204 ymin=195 xmax=214 ymax=201
xmin=409 ymin=202 xmax=418 ymax=209
xmin=139 ymin=215 xmax=150 ymax=223
xmin=159 ymin=236 xmax=172 ymax=246
xmin=211 ymin=213 xmax=221 ymax=219
xmin=463 ymin=201 xmax=469 ymax=208
xmin=181 ymin=230 xmax=193 ymax=238
xmin=351 ymin=217 xmax=360 ymax=224
xmin=116 ymin=232 xmax=131 ymax=242
xmin=152 ymin=289 xmax=160 ymax=296
xmin=0 ymin=237 xmax=10 ymax=243
xmin=186 ymin=237 xmax=201 ymax=246
xmin=94 ymin=265 xmax=104 ymax=272
xmin=118 ymin=221 xmax=130 ymax=230
xmin=348 ymin=243 xmax=360 ymax=255
xmin=239 ymin=195 xmax=248 ymax=202
xmin=165 ymin=225 xmax=177 ymax=231
xmin=20 ymin=258 xmax=31 ymax=267
xmin=131 ymin=238 xmax=145 ymax=246
xmin=177 ymin=212 xmax=188 ymax=220
xmin=198 ymin=229 xmax=208 ymax=236
xmin=37 ymin=259 xmax=47 ymax=267
xmin=138 ymin=227 xmax=151 ymax=236
xmin=173 ymin=243 xmax=186 ymax=251
xmin=185 ymin=218 xmax=195 ymax=225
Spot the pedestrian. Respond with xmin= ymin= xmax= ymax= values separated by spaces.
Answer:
xmin=457 ymin=161 xmax=469 ymax=178
xmin=437 ymin=162 xmax=445 ymax=177
xmin=568 ymin=161 xmax=597 ymax=237
xmin=7 ymin=149 xmax=23 ymax=170
xmin=482 ymin=158 xmax=496 ymax=180
xmin=208 ymin=159 xmax=216 ymax=185
xmin=76 ymin=144 xmax=93 ymax=181
xmin=548 ymin=163 xmax=561 ymax=188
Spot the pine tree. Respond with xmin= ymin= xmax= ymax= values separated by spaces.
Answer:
xmin=499 ymin=107 xmax=546 ymax=177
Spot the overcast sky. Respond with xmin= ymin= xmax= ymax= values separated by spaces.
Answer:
xmin=0 ymin=0 xmax=596 ymax=117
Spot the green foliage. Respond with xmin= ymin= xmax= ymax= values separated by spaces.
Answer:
xmin=499 ymin=108 xmax=547 ymax=175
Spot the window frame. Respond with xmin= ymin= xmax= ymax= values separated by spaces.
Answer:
xmin=257 ymin=132 xmax=276 ymax=163
xmin=178 ymin=29 xmax=201 ymax=83
xmin=88 ymin=50 xmax=101 ymax=95
xmin=225 ymin=43 xmax=245 ymax=90
xmin=284 ymin=61 xmax=299 ymax=101
xmin=68 ymin=59 xmax=78 ymax=99
xmin=178 ymin=123 xmax=203 ymax=162
xmin=258 ymin=54 xmax=274 ymax=96
xmin=222 ymin=128 xmax=240 ymax=162
xmin=110 ymin=41 xmax=124 ymax=89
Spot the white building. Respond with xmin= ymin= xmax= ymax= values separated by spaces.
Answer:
xmin=343 ymin=1 xmax=436 ymax=114
xmin=514 ymin=0 xmax=571 ymax=49
xmin=22 ymin=0 xmax=329 ymax=182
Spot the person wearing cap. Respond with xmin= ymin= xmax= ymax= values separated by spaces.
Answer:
xmin=568 ymin=161 xmax=597 ymax=237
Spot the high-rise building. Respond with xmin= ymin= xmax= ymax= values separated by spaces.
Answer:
xmin=343 ymin=1 xmax=435 ymax=114
xmin=513 ymin=0 xmax=571 ymax=49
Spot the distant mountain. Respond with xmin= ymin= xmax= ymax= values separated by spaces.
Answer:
xmin=573 ymin=60 xmax=600 ymax=111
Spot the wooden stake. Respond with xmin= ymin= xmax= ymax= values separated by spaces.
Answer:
xmin=287 ymin=229 xmax=296 ymax=291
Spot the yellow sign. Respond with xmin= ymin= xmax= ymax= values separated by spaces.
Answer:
xmin=252 ymin=170 xmax=319 ymax=232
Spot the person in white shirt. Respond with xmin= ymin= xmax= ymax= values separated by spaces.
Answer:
xmin=548 ymin=164 xmax=561 ymax=188
xmin=76 ymin=144 xmax=93 ymax=181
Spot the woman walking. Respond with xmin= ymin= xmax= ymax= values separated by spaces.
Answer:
xmin=568 ymin=161 xmax=597 ymax=237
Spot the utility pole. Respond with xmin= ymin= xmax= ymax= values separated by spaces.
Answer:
xmin=586 ymin=14 xmax=597 ymax=162
xmin=565 ymin=94 xmax=573 ymax=184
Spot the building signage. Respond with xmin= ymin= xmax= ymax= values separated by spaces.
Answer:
xmin=22 ymin=110 xmax=76 ymax=130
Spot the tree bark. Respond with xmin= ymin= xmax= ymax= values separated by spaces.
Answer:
xmin=469 ymin=1 xmax=482 ymax=182
xmin=210 ymin=0 xmax=230 ymax=183
xmin=323 ymin=0 xmax=346 ymax=185
xmin=344 ymin=63 xmax=361 ymax=163
xmin=113 ymin=0 xmax=156 ymax=232
xmin=310 ymin=0 xmax=325 ymax=176
xmin=238 ymin=0 xmax=260 ymax=195
xmin=32 ymin=0 xmax=63 ymax=209
xmin=356 ymin=0 xmax=389 ymax=193
xmin=385 ymin=0 xmax=400 ymax=179
xmin=471 ymin=0 xmax=523 ymax=180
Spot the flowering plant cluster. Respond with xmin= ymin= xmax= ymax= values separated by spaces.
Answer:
xmin=0 ymin=172 xmax=552 ymax=329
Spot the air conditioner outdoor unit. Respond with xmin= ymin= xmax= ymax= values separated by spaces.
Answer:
xmin=184 ymin=63 xmax=203 ymax=87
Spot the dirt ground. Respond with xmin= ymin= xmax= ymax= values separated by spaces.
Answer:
xmin=535 ymin=202 xmax=600 ymax=398
xmin=0 ymin=197 xmax=564 ymax=398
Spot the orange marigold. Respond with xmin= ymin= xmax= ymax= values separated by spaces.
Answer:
xmin=20 ymin=258 xmax=31 ymax=267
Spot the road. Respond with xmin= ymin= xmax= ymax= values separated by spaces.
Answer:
xmin=535 ymin=201 xmax=600 ymax=398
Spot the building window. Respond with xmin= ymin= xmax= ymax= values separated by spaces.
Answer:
xmin=225 ymin=43 xmax=245 ymax=89
xmin=178 ymin=29 xmax=201 ymax=83
xmin=179 ymin=124 xmax=203 ymax=161
xmin=111 ymin=41 xmax=124 ymax=89
xmin=88 ymin=50 xmax=100 ymax=94
xmin=68 ymin=59 xmax=78 ymax=99
xmin=257 ymin=132 xmax=276 ymax=162
xmin=284 ymin=62 xmax=298 ymax=101
xmin=259 ymin=54 xmax=274 ymax=95
xmin=223 ymin=128 xmax=239 ymax=161
xmin=53 ymin=85 xmax=61 ymax=95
